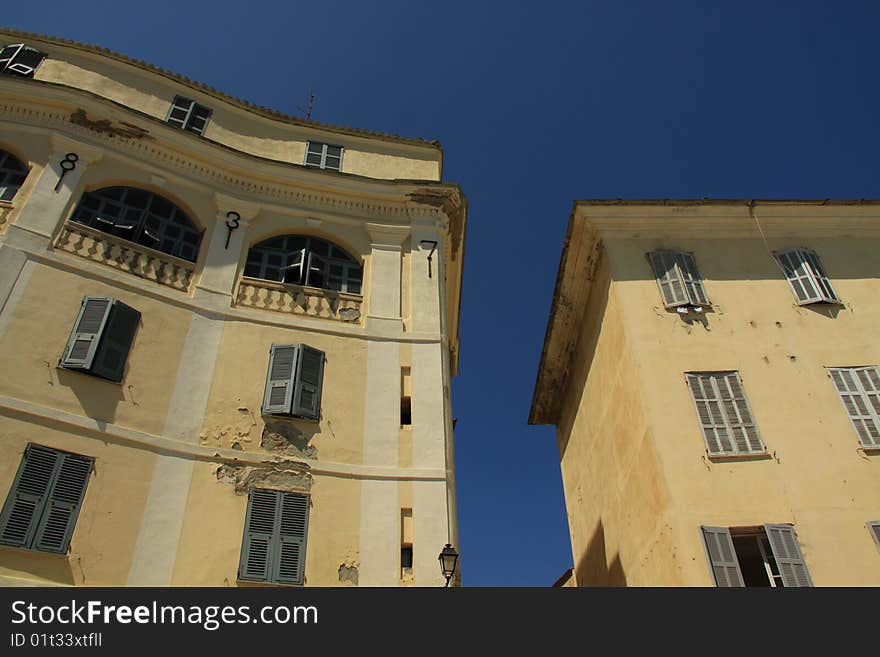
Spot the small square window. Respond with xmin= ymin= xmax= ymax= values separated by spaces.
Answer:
xmin=0 ymin=43 xmax=46 ymax=78
xmin=166 ymin=96 xmax=213 ymax=136
xmin=305 ymin=141 xmax=343 ymax=171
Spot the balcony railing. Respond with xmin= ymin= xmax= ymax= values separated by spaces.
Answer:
xmin=235 ymin=277 xmax=362 ymax=324
xmin=0 ymin=204 xmax=11 ymax=235
xmin=55 ymin=222 xmax=195 ymax=292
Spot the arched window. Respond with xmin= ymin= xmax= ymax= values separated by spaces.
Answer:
xmin=70 ymin=187 xmax=202 ymax=262
xmin=245 ymin=235 xmax=362 ymax=294
xmin=0 ymin=149 xmax=27 ymax=201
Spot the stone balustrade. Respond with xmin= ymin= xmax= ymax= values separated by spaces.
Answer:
xmin=0 ymin=204 xmax=11 ymax=235
xmin=235 ymin=277 xmax=363 ymax=324
xmin=54 ymin=221 xmax=194 ymax=292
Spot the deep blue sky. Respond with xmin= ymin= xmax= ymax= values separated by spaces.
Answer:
xmin=6 ymin=2 xmax=880 ymax=585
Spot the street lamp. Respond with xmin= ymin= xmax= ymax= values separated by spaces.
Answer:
xmin=438 ymin=543 xmax=459 ymax=587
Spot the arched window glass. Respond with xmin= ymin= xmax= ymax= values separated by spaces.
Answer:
xmin=71 ymin=187 xmax=202 ymax=262
xmin=0 ymin=149 xmax=28 ymax=202
xmin=245 ymin=235 xmax=362 ymax=295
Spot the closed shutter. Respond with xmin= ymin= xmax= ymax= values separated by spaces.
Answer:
xmin=867 ymin=521 xmax=880 ymax=552
xmin=32 ymin=452 xmax=92 ymax=553
xmin=275 ymin=493 xmax=309 ymax=584
xmin=292 ymin=346 xmax=325 ymax=420
xmin=828 ymin=367 xmax=880 ymax=448
xmin=764 ymin=524 xmax=813 ymax=587
xmin=687 ymin=372 xmax=764 ymax=456
xmin=239 ymin=488 xmax=279 ymax=582
xmin=0 ymin=445 xmax=58 ymax=548
xmin=701 ymin=526 xmax=744 ymax=587
xmin=648 ymin=251 xmax=688 ymax=308
xmin=262 ymin=345 xmax=299 ymax=415
xmin=717 ymin=372 xmax=764 ymax=453
xmin=60 ymin=297 xmax=113 ymax=370
xmin=91 ymin=301 xmax=140 ymax=382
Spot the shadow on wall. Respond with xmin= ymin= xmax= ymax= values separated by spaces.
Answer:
xmin=55 ymin=369 xmax=126 ymax=424
xmin=0 ymin=547 xmax=77 ymax=585
xmin=574 ymin=518 xmax=627 ymax=587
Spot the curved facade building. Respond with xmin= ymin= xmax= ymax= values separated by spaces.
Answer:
xmin=0 ymin=29 xmax=466 ymax=587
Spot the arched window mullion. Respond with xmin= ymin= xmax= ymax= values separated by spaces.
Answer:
xmin=245 ymin=235 xmax=362 ymax=295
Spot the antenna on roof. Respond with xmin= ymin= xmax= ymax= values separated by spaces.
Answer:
xmin=297 ymin=90 xmax=316 ymax=120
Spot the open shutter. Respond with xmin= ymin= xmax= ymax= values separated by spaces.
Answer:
xmin=32 ymin=452 xmax=92 ymax=553
xmin=262 ymin=345 xmax=299 ymax=415
xmin=0 ymin=445 xmax=58 ymax=548
xmin=239 ymin=488 xmax=280 ymax=582
xmin=677 ymin=252 xmax=709 ymax=305
xmin=292 ymin=346 xmax=324 ymax=420
xmin=701 ymin=526 xmax=744 ymax=587
xmin=648 ymin=251 xmax=688 ymax=308
xmin=802 ymin=249 xmax=839 ymax=303
xmin=281 ymin=248 xmax=305 ymax=285
xmin=764 ymin=524 xmax=813 ymax=587
xmin=775 ymin=249 xmax=822 ymax=304
xmin=274 ymin=492 xmax=309 ymax=584
xmin=91 ymin=301 xmax=140 ymax=382
xmin=60 ymin=297 xmax=113 ymax=370
xmin=867 ymin=522 xmax=880 ymax=552
xmin=828 ymin=367 xmax=880 ymax=448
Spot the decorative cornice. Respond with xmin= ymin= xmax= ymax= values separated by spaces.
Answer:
xmin=366 ymin=222 xmax=411 ymax=248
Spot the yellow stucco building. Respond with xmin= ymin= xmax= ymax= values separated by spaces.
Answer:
xmin=531 ymin=200 xmax=880 ymax=587
xmin=0 ymin=29 xmax=466 ymax=587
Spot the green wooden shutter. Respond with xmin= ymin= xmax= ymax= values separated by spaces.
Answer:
xmin=648 ymin=251 xmax=688 ymax=308
xmin=0 ymin=445 xmax=58 ymax=548
xmin=764 ymin=524 xmax=813 ymax=587
xmin=32 ymin=452 xmax=92 ymax=553
xmin=274 ymin=492 xmax=309 ymax=585
xmin=91 ymin=300 xmax=140 ymax=382
xmin=239 ymin=488 xmax=279 ymax=582
xmin=701 ymin=526 xmax=744 ymax=587
xmin=262 ymin=345 xmax=299 ymax=415
xmin=292 ymin=346 xmax=324 ymax=421
xmin=60 ymin=297 xmax=113 ymax=370
xmin=677 ymin=252 xmax=709 ymax=306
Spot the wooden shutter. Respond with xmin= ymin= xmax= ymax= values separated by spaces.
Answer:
xmin=239 ymin=488 xmax=279 ymax=582
xmin=262 ymin=345 xmax=299 ymax=415
xmin=867 ymin=521 xmax=880 ymax=552
xmin=275 ymin=492 xmax=309 ymax=584
xmin=648 ymin=251 xmax=688 ymax=308
xmin=677 ymin=252 xmax=709 ymax=306
xmin=0 ymin=445 xmax=58 ymax=548
xmin=91 ymin=301 xmax=140 ymax=382
xmin=717 ymin=372 xmax=764 ymax=453
xmin=774 ymin=248 xmax=829 ymax=304
xmin=32 ymin=452 xmax=92 ymax=553
xmin=828 ymin=367 xmax=880 ymax=448
xmin=802 ymin=249 xmax=839 ymax=303
xmin=292 ymin=346 xmax=324 ymax=420
xmin=764 ymin=524 xmax=813 ymax=587
xmin=687 ymin=372 xmax=763 ymax=456
xmin=701 ymin=526 xmax=744 ymax=587
xmin=60 ymin=297 xmax=113 ymax=370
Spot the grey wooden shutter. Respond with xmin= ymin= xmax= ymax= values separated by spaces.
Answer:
xmin=239 ymin=488 xmax=279 ymax=582
xmin=262 ymin=345 xmax=299 ymax=415
xmin=867 ymin=521 xmax=880 ymax=552
xmin=92 ymin=301 xmax=140 ymax=382
xmin=828 ymin=367 xmax=880 ymax=448
xmin=677 ymin=252 xmax=709 ymax=305
xmin=292 ymin=346 xmax=324 ymax=420
xmin=648 ymin=251 xmax=688 ymax=308
xmin=774 ymin=249 xmax=822 ymax=304
xmin=802 ymin=249 xmax=839 ymax=302
xmin=764 ymin=524 xmax=812 ymax=587
xmin=687 ymin=372 xmax=763 ymax=456
xmin=275 ymin=492 xmax=309 ymax=584
xmin=718 ymin=372 xmax=764 ymax=453
xmin=0 ymin=445 xmax=58 ymax=548
xmin=701 ymin=526 xmax=744 ymax=587
xmin=60 ymin=297 xmax=113 ymax=370
xmin=32 ymin=452 xmax=92 ymax=553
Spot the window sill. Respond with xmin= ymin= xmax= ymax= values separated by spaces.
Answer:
xmin=237 ymin=578 xmax=303 ymax=588
xmin=706 ymin=451 xmax=773 ymax=463
xmin=858 ymin=446 xmax=880 ymax=456
xmin=0 ymin=544 xmax=68 ymax=558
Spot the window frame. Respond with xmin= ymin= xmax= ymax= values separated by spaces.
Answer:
xmin=646 ymin=249 xmax=710 ymax=311
xmin=774 ymin=247 xmax=840 ymax=305
xmin=701 ymin=524 xmax=813 ymax=587
xmin=0 ymin=43 xmax=47 ymax=78
xmin=827 ymin=366 xmax=880 ymax=448
xmin=685 ymin=371 xmax=766 ymax=457
xmin=59 ymin=296 xmax=141 ymax=383
xmin=165 ymin=96 xmax=213 ymax=136
xmin=304 ymin=141 xmax=344 ymax=172
xmin=238 ymin=487 xmax=310 ymax=586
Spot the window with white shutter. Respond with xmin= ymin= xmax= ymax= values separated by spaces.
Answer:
xmin=701 ymin=524 xmax=812 ymax=587
xmin=827 ymin=366 xmax=880 ymax=448
xmin=304 ymin=141 xmax=343 ymax=171
xmin=238 ymin=488 xmax=309 ymax=585
xmin=166 ymin=96 xmax=213 ymax=135
xmin=686 ymin=371 xmax=765 ymax=456
xmin=774 ymin=247 xmax=840 ymax=305
xmin=60 ymin=297 xmax=140 ymax=382
xmin=0 ymin=444 xmax=92 ymax=554
xmin=262 ymin=344 xmax=325 ymax=421
xmin=647 ymin=250 xmax=709 ymax=312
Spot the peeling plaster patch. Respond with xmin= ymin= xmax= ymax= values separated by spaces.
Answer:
xmin=215 ymin=462 xmax=312 ymax=495
xmin=262 ymin=420 xmax=318 ymax=458
xmin=70 ymin=109 xmax=152 ymax=140
xmin=338 ymin=562 xmax=359 ymax=585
